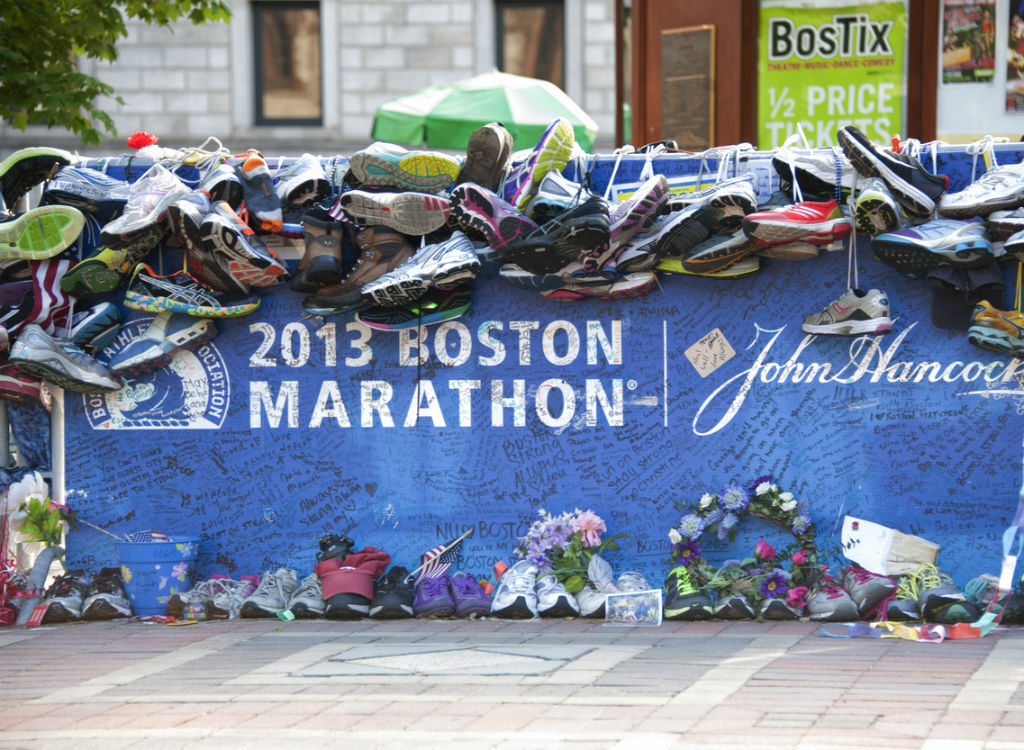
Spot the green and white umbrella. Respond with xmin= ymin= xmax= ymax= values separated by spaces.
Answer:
xmin=372 ymin=71 xmax=599 ymax=152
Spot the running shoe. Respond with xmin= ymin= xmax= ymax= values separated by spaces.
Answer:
xmin=541 ymin=271 xmax=658 ymax=302
xmin=498 ymin=263 xmax=613 ymax=292
xmin=355 ymin=283 xmax=472 ymax=331
xmin=360 ymin=231 xmax=481 ymax=306
xmin=938 ymin=162 xmax=1024 ymax=218
xmin=662 ymin=565 xmax=713 ymax=620
xmin=502 ymin=118 xmax=575 ymax=210
xmin=339 ymin=189 xmax=451 ymax=235
xmin=197 ymin=201 xmax=289 ymax=287
xmin=489 ymin=559 xmax=538 ymax=619
xmin=502 ymin=196 xmax=610 ymax=274
xmin=235 ymin=149 xmax=283 ymax=233
xmin=69 ymin=302 xmax=121 ymax=353
xmin=987 ymin=207 xmax=1024 ymax=241
xmin=801 ymin=288 xmax=894 ymax=336
xmin=679 ymin=229 xmax=761 ymax=274
xmin=525 ymin=170 xmax=589 ymax=223
xmin=968 ymin=300 xmax=1024 ymax=357
xmin=771 ymin=146 xmax=857 ymax=200
xmin=656 ymin=203 xmax=713 ymax=258
xmin=124 ymin=263 xmax=260 ymax=317
xmin=871 ymin=217 xmax=993 ymax=278
xmin=805 ymin=573 xmax=858 ymax=621
xmin=59 ymin=223 xmax=169 ymax=299
xmin=0 ymin=205 xmax=84 ymax=260
xmin=108 ymin=312 xmax=218 ymax=376
xmin=273 ymin=152 xmax=330 ymax=207
xmin=742 ymin=199 xmax=851 ymax=247
xmin=0 ymin=146 xmax=75 ymax=208
xmin=346 ymin=142 xmax=459 ymax=193
xmin=449 ymin=183 xmax=538 ymax=253
xmin=455 ymin=122 xmax=514 ymax=193
xmin=9 ymin=323 xmax=121 ymax=392
xmin=666 ymin=174 xmax=759 ymax=231
xmin=197 ymin=163 xmax=244 ymax=210
xmin=854 ymin=177 xmax=906 ymax=236
xmin=608 ymin=174 xmax=669 ymax=253
xmin=100 ymin=164 xmax=190 ymax=248
xmin=42 ymin=165 xmax=131 ymax=222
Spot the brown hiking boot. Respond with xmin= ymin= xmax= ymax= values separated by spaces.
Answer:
xmin=289 ymin=215 xmax=346 ymax=292
xmin=302 ymin=225 xmax=415 ymax=313
xmin=455 ymin=122 xmax=514 ymax=193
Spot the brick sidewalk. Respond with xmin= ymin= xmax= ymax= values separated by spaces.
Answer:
xmin=0 ymin=619 xmax=1022 ymax=750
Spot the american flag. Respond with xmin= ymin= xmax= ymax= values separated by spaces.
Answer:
xmin=415 ymin=536 xmax=465 ymax=584
xmin=127 ymin=530 xmax=172 ymax=543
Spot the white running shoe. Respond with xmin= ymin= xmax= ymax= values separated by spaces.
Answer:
xmin=938 ymin=162 xmax=1024 ymax=218
xmin=100 ymin=164 xmax=190 ymax=248
xmin=802 ymin=288 xmax=894 ymax=336
xmin=490 ymin=560 xmax=538 ymax=619
xmin=536 ymin=574 xmax=581 ymax=617
xmin=239 ymin=568 xmax=299 ymax=617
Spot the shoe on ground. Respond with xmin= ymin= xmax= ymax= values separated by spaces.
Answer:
xmin=124 ymin=263 xmax=260 ymax=318
xmin=886 ymin=575 xmax=921 ymax=621
xmin=837 ymin=124 xmax=949 ymax=217
xmin=805 ymin=573 xmax=859 ymax=621
xmin=913 ymin=562 xmax=965 ymax=621
xmin=10 ymin=323 xmax=121 ymax=393
xmin=456 ymin=122 xmax=514 ymax=193
xmin=166 ymin=575 xmax=236 ymax=619
xmin=108 ymin=312 xmax=217 ymax=376
xmin=354 ymin=283 xmax=473 ymax=330
xmin=502 ymin=195 xmax=610 ymax=274
xmin=0 ymin=146 xmax=75 ymax=208
xmin=369 ymin=566 xmax=415 ymax=619
xmin=742 ymin=199 xmax=851 ymax=247
xmin=0 ymin=205 xmax=84 ymax=260
xmin=574 ymin=584 xmax=606 ymax=618
xmin=490 ymin=559 xmax=539 ymax=618
xmin=840 ymin=565 xmax=896 ymax=616
xmin=712 ymin=593 xmax=756 ymax=619
xmin=346 ymin=142 xmax=460 ymax=194
xmin=666 ymin=175 xmax=758 ymax=232
xmin=872 ymin=217 xmax=993 ymax=279
xmin=286 ymin=572 xmax=325 ymax=618
xmin=207 ymin=575 xmax=260 ymax=619
xmin=802 ymin=288 xmax=894 ymax=337
xmin=938 ymin=162 xmax=1024 ymax=218
xmin=235 ymin=149 xmax=283 ymax=233
xmin=340 ymin=189 xmax=451 ymax=236
xmin=274 ymin=152 xmax=330 ymax=208
xmin=197 ymin=201 xmax=289 ymax=288
xmin=854 ymin=177 xmax=907 ymax=236
xmin=502 ymin=117 xmax=575 ymax=210
xmin=536 ymin=574 xmax=581 ymax=617
xmin=541 ymin=271 xmax=658 ymax=302
xmin=360 ymin=230 xmax=481 ymax=307
xmin=968 ymin=300 xmax=1024 ymax=357
xmin=616 ymin=570 xmax=651 ymax=592
xmin=69 ymin=302 xmax=121 ymax=354
xmin=414 ymin=573 xmax=456 ymax=617
xmin=81 ymin=567 xmax=131 ymax=620
xmin=449 ymin=182 xmax=539 ymax=254
xmin=100 ymin=164 xmax=191 ymax=249
xmin=41 ymin=569 xmax=90 ymax=623
xmin=240 ymin=568 xmax=299 ymax=617
xmin=42 ymin=165 xmax=131 ymax=223
xmin=449 ymin=572 xmax=490 ymax=617
xmin=759 ymin=597 xmax=803 ymax=620
xmin=663 ymin=565 xmax=713 ymax=620
xmin=931 ymin=600 xmax=982 ymax=624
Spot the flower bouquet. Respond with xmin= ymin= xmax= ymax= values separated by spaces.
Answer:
xmin=515 ymin=508 xmax=628 ymax=594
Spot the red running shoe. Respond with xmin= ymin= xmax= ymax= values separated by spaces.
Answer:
xmin=742 ymin=199 xmax=852 ymax=247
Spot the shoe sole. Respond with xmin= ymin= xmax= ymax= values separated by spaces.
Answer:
xmin=0 ymin=372 xmax=41 ymax=404
xmin=541 ymin=273 xmax=657 ymax=302
xmin=802 ymin=316 xmax=894 ymax=336
xmin=124 ymin=288 xmax=260 ymax=318
xmin=356 ymin=298 xmax=471 ymax=330
xmin=659 ymin=254 xmax=761 ymax=278
xmin=8 ymin=350 xmax=120 ymax=393
xmin=199 ymin=217 xmax=288 ymax=288
xmin=340 ymin=191 xmax=450 ymax=235
xmin=348 ymin=153 xmax=458 ymax=193
xmin=855 ymin=195 xmax=900 ymax=235
xmin=872 ymin=236 xmax=992 ymax=277
xmin=110 ymin=317 xmax=217 ymax=376
xmin=656 ymin=207 xmax=712 ymax=257
xmin=837 ymin=127 xmax=934 ymax=216
xmin=968 ymin=325 xmax=1024 ymax=356
xmin=60 ymin=260 xmax=124 ymax=298
xmin=756 ymin=241 xmax=820 ymax=261
xmin=503 ymin=221 xmax=609 ymax=275
xmin=743 ymin=216 xmax=851 ymax=246
xmin=681 ymin=236 xmax=761 ymax=274
xmin=451 ymin=184 xmax=537 ymax=252
xmin=0 ymin=206 xmax=84 ymax=259
xmin=276 ymin=174 xmax=329 ymax=207
xmin=0 ymin=147 xmax=74 ymax=207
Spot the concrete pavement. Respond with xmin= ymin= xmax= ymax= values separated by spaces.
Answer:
xmin=0 ymin=618 xmax=1022 ymax=750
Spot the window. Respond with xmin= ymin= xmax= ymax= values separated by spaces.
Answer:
xmin=252 ymin=2 xmax=322 ymax=125
xmin=495 ymin=1 xmax=565 ymax=90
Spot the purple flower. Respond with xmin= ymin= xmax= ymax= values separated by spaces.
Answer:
xmin=675 ymin=540 xmax=702 ymax=566
xmin=718 ymin=513 xmax=738 ymax=540
xmin=760 ymin=570 xmax=790 ymax=599
xmin=677 ymin=513 xmax=705 ymax=540
xmin=703 ymin=507 xmax=724 ymax=527
xmin=720 ymin=484 xmax=749 ymax=512
xmin=792 ymin=515 xmax=811 ymax=534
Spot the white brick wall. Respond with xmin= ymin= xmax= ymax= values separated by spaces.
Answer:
xmin=0 ymin=0 xmax=618 ymax=153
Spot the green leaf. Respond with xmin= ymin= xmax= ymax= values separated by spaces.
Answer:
xmin=563 ymin=574 xmax=584 ymax=594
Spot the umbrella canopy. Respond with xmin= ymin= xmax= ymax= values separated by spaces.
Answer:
xmin=372 ymin=71 xmax=599 ymax=152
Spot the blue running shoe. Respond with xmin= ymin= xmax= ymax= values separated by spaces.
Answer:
xmin=124 ymin=263 xmax=260 ymax=318
xmin=42 ymin=166 xmax=132 ymax=223
xmin=872 ymin=217 xmax=993 ymax=279
xmin=70 ymin=302 xmax=121 ymax=353
xmin=501 ymin=118 xmax=575 ymax=210
xmin=108 ymin=312 xmax=218 ymax=376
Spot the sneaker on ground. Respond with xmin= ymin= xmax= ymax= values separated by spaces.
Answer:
xmin=502 ymin=117 xmax=575 ymax=210
xmin=356 ymin=284 xmax=472 ymax=330
xmin=574 ymin=584 xmax=606 ymax=618
xmin=449 ymin=572 xmax=490 ymax=617
xmin=413 ymin=574 xmax=456 ymax=617
xmin=369 ymin=566 xmax=415 ymax=619
xmin=124 ymin=263 xmax=261 ymax=318
xmin=240 ymin=568 xmax=299 ymax=617
xmin=666 ymin=175 xmax=759 ymax=232
xmin=871 ymin=217 xmax=993 ymax=278
xmin=837 ymin=124 xmax=949 ymax=217
xmin=60 ymin=223 xmax=169 ymax=299
xmin=0 ymin=146 xmax=75 ymax=208
xmin=198 ymin=163 xmax=245 ymax=210
xmin=663 ymin=565 xmax=713 ymax=620
xmin=9 ymin=323 xmax=121 ymax=393
xmin=840 ymin=565 xmax=896 ymax=617
xmin=273 ymin=152 xmax=330 ymax=207
xmin=108 ymin=312 xmax=217 ymax=376
xmin=197 ymin=201 xmax=289 ymax=288
xmin=968 ymin=300 xmax=1024 ymax=357
xmin=805 ymin=573 xmax=859 ymax=621
xmin=166 ymin=576 xmax=230 ymax=618
xmin=616 ymin=570 xmax=650 ymax=592
xmin=286 ymin=572 xmax=325 ymax=618
xmin=490 ymin=559 xmax=539 ymax=618
xmin=541 ymin=271 xmax=658 ymax=302
xmin=42 ymin=165 xmax=131 ymax=223
xmin=69 ymin=302 xmax=121 ymax=353
xmin=742 ymin=199 xmax=851 ymax=247
xmin=346 ymin=142 xmax=460 ymax=193
xmin=886 ymin=575 xmax=921 ymax=621
xmin=801 ymin=288 xmax=894 ymax=337
xmin=455 ymin=122 xmax=514 ymax=193
xmin=759 ymin=597 xmax=803 ymax=620
xmin=536 ymin=574 xmax=581 ymax=617
xmin=608 ymin=174 xmax=669 ymax=253
xmin=712 ymin=593 xmax=756 ymax=619
xmin=502 ymin=196 xmax=611 ymax=274
xmin=234 ymin=149 xmax=283 ymax=233
xmin=81 ymin=567 xmax=132 ymax=620
xmin=913 ymin=562 xmax=965 ymax=621
xmin=360 ymin=230 xmax=481 ymax=306
xmin=207 ymin=575 xmax=261 ymax=619
xmin=40 ymin=569 xmax=90 ymax=623
xmin=339 ymin=189 xmax=451 ymax=236
xmin=0 ymin=205 xmax=85 ymax=260
xmin=938 ymin=162 xmax=1024 ymax=218
xmin=449 ymin=182 xmax=539 ymax=253
xmin=854 ymin=177 xmax=906 ymax=236
xmin=525 ymin=170 xmax=590 ymax=224
xmin=100 ymin=164 xmax=191 ymax=249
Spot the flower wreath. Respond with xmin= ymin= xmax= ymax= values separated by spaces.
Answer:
xmin=666 ymin=475 xmax=820 ymax=608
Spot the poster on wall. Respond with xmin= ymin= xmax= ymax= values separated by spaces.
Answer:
xmin=942 ymin=1 xmax=996 ymax=84
xmin=1007 ymin=1 xmax=1024 ymax=110
xmin=758 ymin=1 xmax=906 ymax=149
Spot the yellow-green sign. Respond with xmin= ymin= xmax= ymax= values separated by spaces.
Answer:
xmin=758 ymin=2 xmax=907 ymax=149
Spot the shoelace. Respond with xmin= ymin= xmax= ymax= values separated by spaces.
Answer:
xmin=449 ymin=576 xmax=479 ymax=599
xmin=965 ymin=134 xmax=1009 ymax=182
xmin=502 ymin=566 xmax=536 ymax=594
xmin=420 ymin=576 xmax=449 ymax=599
xmin=818 ymin=575 xmax=846 ymax=600
xmin=673 ymin=567 xmax=697 ymax=596
xmin=913 ymin=562 xmax=953 ymax=591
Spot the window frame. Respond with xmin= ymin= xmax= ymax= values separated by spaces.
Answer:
xmin=494 ymin=0 xmax=566 ymax=90
xmin=251 ymin=0 xmax=323 ymax=127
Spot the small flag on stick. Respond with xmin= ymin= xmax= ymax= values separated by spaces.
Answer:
xmin=411 ymin=528 xmax=473 ymax=584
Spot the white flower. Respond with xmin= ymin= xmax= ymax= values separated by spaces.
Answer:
xmin=780 ymin=491 xmax=793 ymax=502
xmin=668 ymin=528 xmax=682 ymax=544
xmin=755 ymin=481 xmax=772 ymax=496
xmin=781 ymin=500 xmax=797 ymax=512
xmin=699 ymin=493 xmax=713 ymax=508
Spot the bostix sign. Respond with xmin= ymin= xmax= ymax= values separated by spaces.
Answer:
xmin=758 ymin=1 xmax=907 ymax=149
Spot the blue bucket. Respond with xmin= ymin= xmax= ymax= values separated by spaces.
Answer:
xmin=115 ymin=536 xmax=199 ymax=616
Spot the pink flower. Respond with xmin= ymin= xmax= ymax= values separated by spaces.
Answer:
xmin=754 ymin=539 xmax=776 ymax=561
xmin=787 ymin=586 xmax=808 ymax=607
xmin=572 ymin=510 xmax=606 ymax=548
xmin=791 ymin=549 xmax=808 ymax=565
